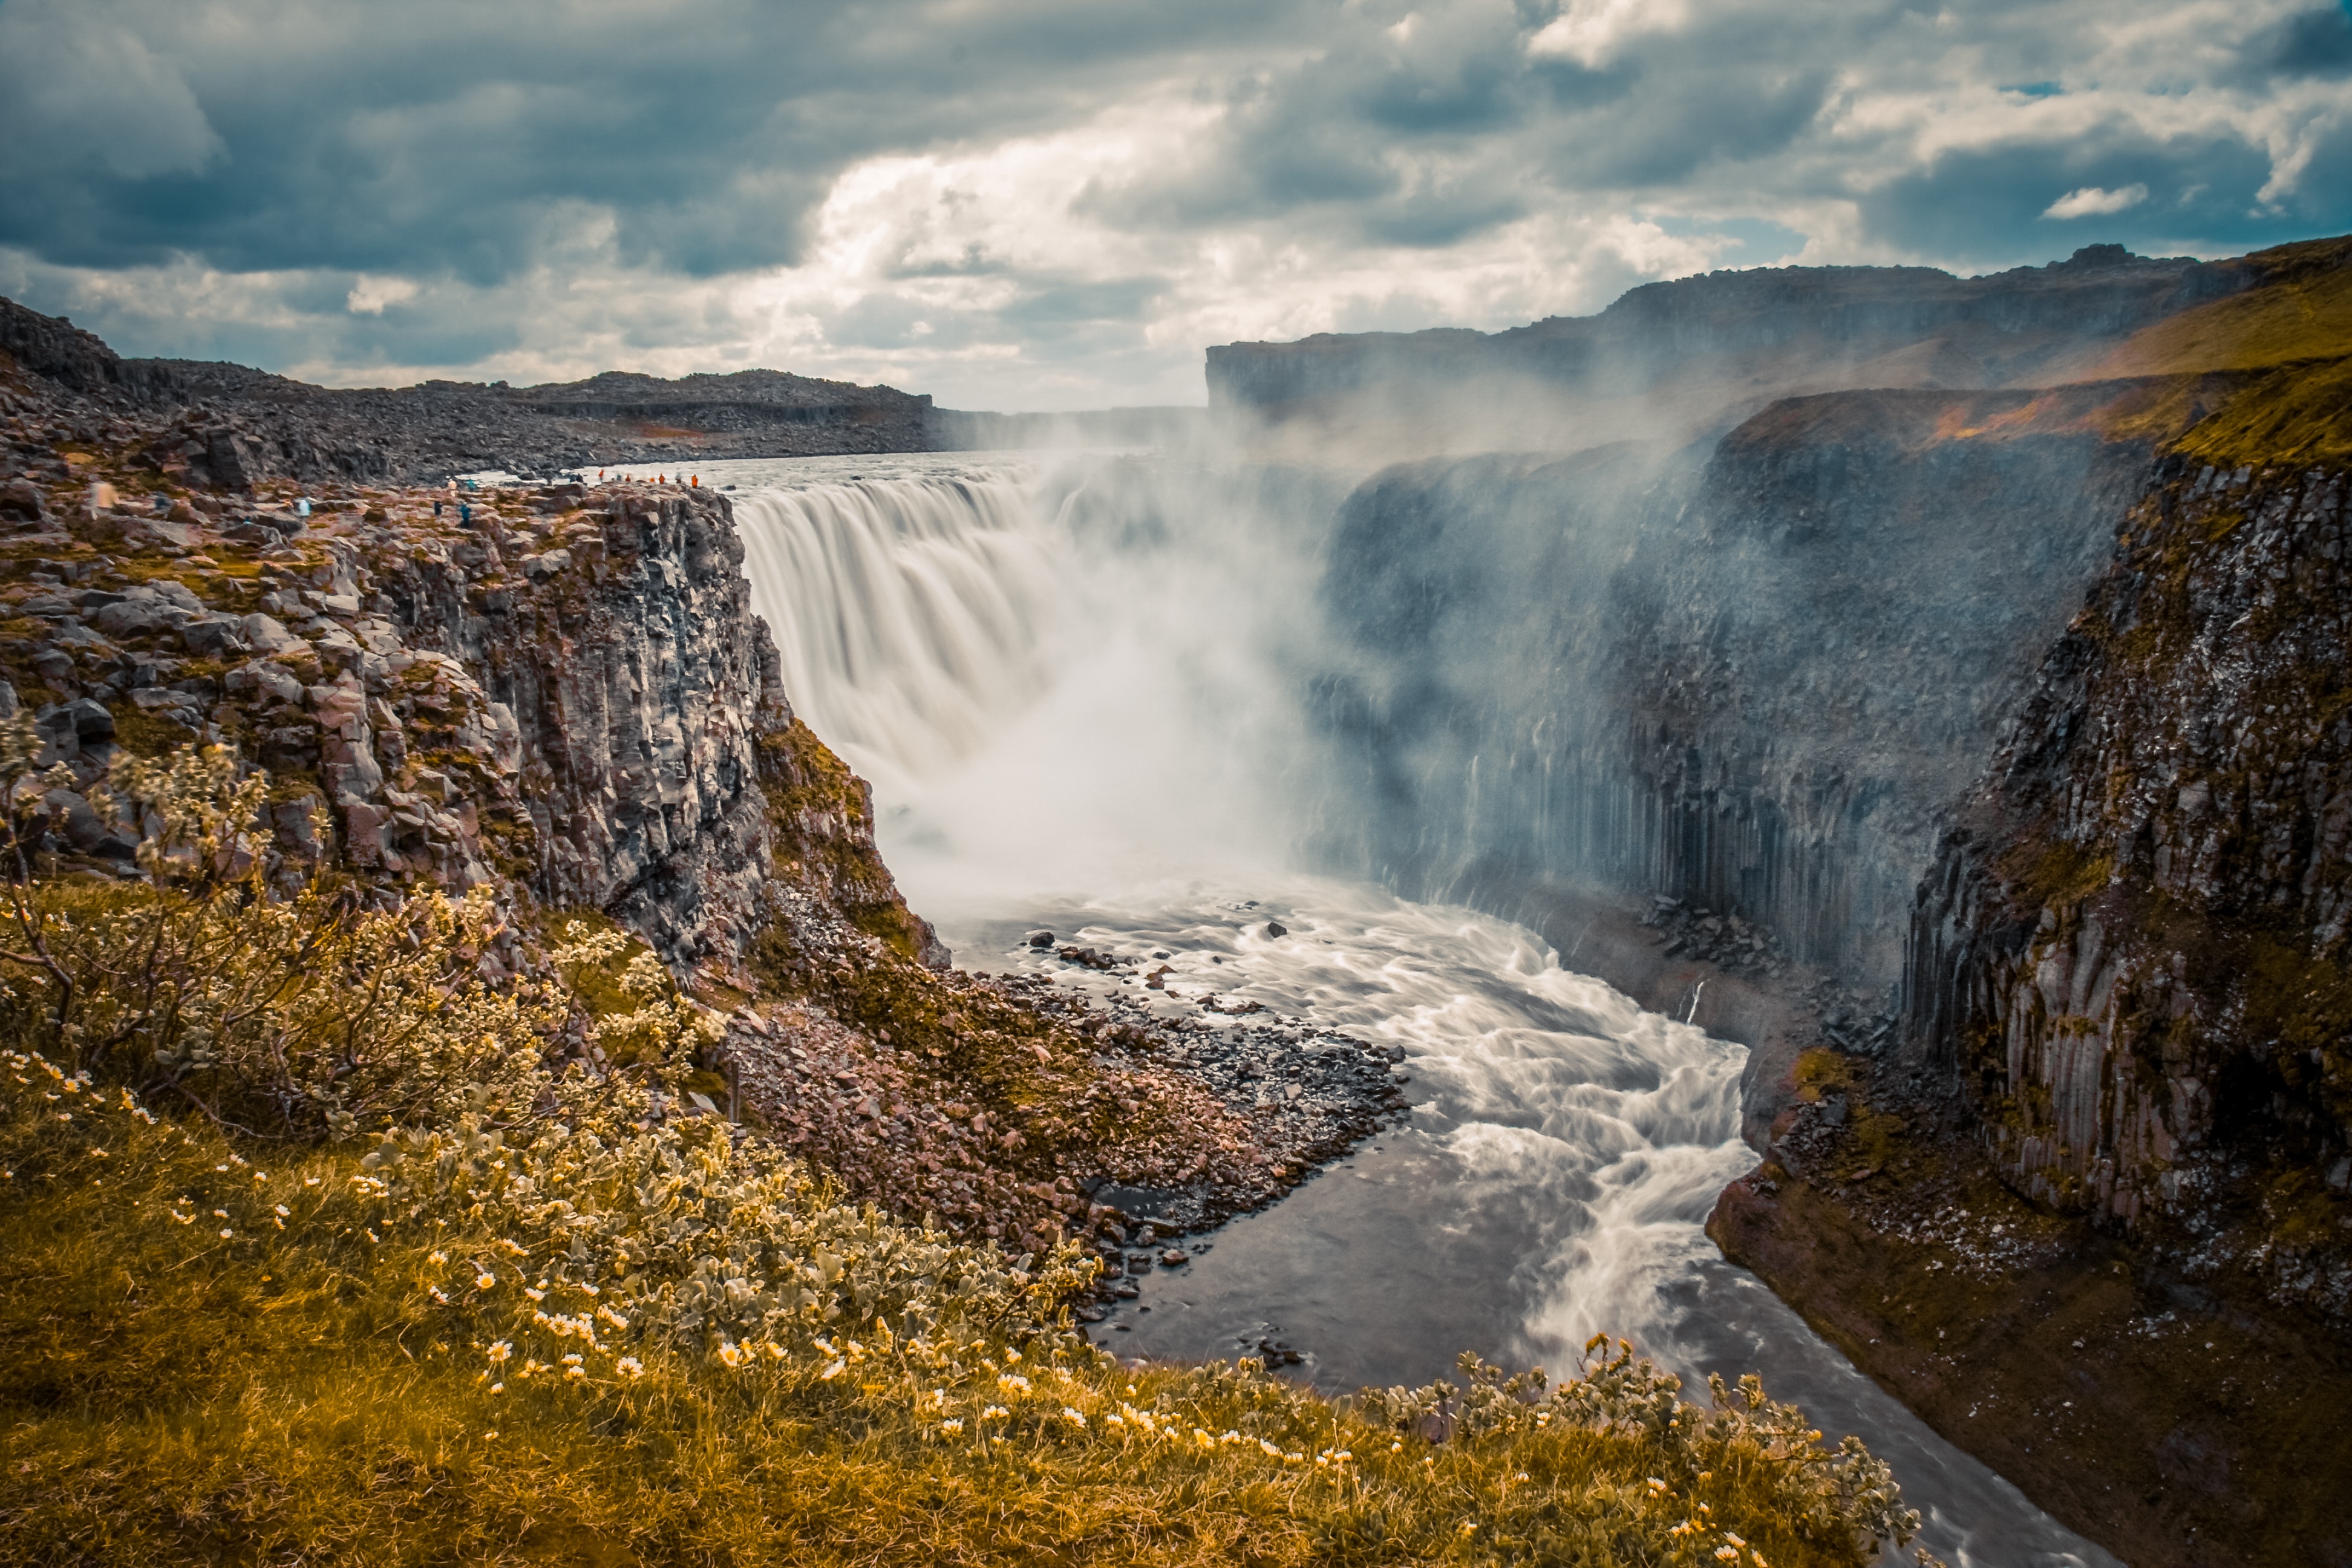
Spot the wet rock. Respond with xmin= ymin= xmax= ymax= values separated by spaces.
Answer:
xmin=1027 ymin=930 xmax=1055 ymax=947
xmin=1264 ymin=920 xmax=1287 ymax=938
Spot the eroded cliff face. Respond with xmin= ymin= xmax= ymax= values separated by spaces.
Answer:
xmin=1907 ymin=456 xmax=2352 ymax=1313
xmin=1317 ymin=387 xmax=2155 ymax=989
xmin=0 ymin=339 xmax=1409 ymax=1312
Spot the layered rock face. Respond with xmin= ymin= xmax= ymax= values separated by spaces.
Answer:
xmin=1907 ymin=456 xmax=2352 ymax=1312
xmin=1307 ymin=236 xmax=2352 ymax=1563
xmin=0 ymin=461 xmax=794 ymax=976
xmin=1316 ymin=387 xmax=2156 ymax=988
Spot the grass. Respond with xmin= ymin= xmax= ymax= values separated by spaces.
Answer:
xmin=0 ymin=1050 xmax=1913 ymax=1567
xmin=2096 ymin=237 xmax=2352 ymax=378
xmin=0 ymin=734 xmax=1921 ymax=1565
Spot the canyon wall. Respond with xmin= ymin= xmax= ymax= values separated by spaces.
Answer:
xmin=1907 ymin=448 xmax=2352 ymax=1313
xmin=1299 ymin=238 xmax=2352 ymax=1562
xmin=1315 ymin=387 xmax=2156 ymax=989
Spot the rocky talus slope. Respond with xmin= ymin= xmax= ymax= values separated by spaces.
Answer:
xmin=0 ymin=319 xmax=1402 ymax=1316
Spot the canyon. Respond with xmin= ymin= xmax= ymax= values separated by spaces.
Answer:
xmin=4 ymin=229 xmax=2350 ymax=1566
xmin=1278 ymin=238 xmax=2352 ymax=1565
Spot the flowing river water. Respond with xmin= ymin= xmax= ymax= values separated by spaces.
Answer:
xmin=603 ymin=452 xmax=2120 ymax=1567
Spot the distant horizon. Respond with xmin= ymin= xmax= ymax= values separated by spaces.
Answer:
xmin=16 ymin=232 xmax=2294 ymax=416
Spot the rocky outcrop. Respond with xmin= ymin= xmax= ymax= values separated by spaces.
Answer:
xmin=0 ymin=319 xmax=1405 ymax=1310
xmin=1906 ymin=453 xmax=2352 ymax=1313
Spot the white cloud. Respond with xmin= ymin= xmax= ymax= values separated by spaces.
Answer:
xmin=2042 ymin=183 xmax=2151 ymax=219
xmin=1526 ymin=0 xmax=1690 ymax=70
xmin=345 ymin=276 xmax=421 ymax=315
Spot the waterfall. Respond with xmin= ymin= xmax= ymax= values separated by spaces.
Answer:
xmin=728 ymin=454 xmax=1331 ymax=915
xmin=733 ymin=465 xmax=1062 ymax=792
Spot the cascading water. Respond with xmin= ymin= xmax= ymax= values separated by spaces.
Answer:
xmin=734 ymin=463 xmax=1059 ymax=792
xmin=693 ymin=450 xmax=2117 ymax=1568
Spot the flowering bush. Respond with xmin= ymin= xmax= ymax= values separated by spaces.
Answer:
xmin=0 ymin=731 xmax=559 ymax=1139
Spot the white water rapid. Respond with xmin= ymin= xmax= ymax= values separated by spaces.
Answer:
xmin=686 ymin=451 xmax=2119 ymax=1568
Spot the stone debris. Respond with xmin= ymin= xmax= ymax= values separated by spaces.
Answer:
xmin=1641 ymin=895 xmax=1786 ymax=978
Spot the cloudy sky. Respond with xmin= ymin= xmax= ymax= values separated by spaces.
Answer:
xmin=2 ymin=0 xmax=2347 ymax=410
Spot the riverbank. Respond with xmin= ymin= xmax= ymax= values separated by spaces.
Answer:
xmin=1483 ymin=875 xmax=2352 ymax=1566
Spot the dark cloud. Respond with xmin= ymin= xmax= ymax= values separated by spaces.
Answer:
xmin=2253 ymin=7 xmax=2352 ymax=77
xmin=0 ymin=0 xmax=1311 ymax=280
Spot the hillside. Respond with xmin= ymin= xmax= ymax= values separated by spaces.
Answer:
xmin=1205 ymin=243 xmax=2298 ymax=462
xmin=0 ymin=296 xmax=971 ymax=486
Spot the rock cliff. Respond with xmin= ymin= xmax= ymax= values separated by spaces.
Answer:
xmin=0 ymin=322 xmax=1403 ymax=1330
xmin=1316 ymin=383 xmax=2160 ymax=989
xmin=1307 ymin=236 xmax=2352 ymax=1564
xmin=1212 ymin=244 xmax=2258 ymax=460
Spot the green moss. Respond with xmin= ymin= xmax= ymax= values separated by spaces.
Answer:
xmin=1999 ymin=839 xmax=2113 ymax=911
xmin=2100 ymin=240 xmax=2352 ymax=376
xmin=110 ymin=708 xmax=197 ymax=758
xmin=1792 ymin=1047 xmax=1854 ymax=1105
xmin=756 ymin=719 xmax=929 ymax=962
xmin=2171 ymin=354 xmax=2352 ymax=467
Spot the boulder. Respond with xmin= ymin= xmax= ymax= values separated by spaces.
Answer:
xmin=42 ymin=786 xmax=136 ymax=860
xmin=0 ymin=478 xmax=46 ymax=522
xmin=239 ymin=613 xmax=304 ymax=655
xmin=342 ymin=800 xmax=390 ymax=865
xmin=92 ymin=600 xmax=164 ymax=637
xmin=59 ymin=698 xmax=113 ymax=740
xmin=179 ymin=615 xmax=249 ymax=657
xmin=225 ymin=660 xmax=305 ymax=707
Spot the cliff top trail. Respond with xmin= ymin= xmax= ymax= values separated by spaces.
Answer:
xmin=1209 ymin=235 xmax=2352 ymax=465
